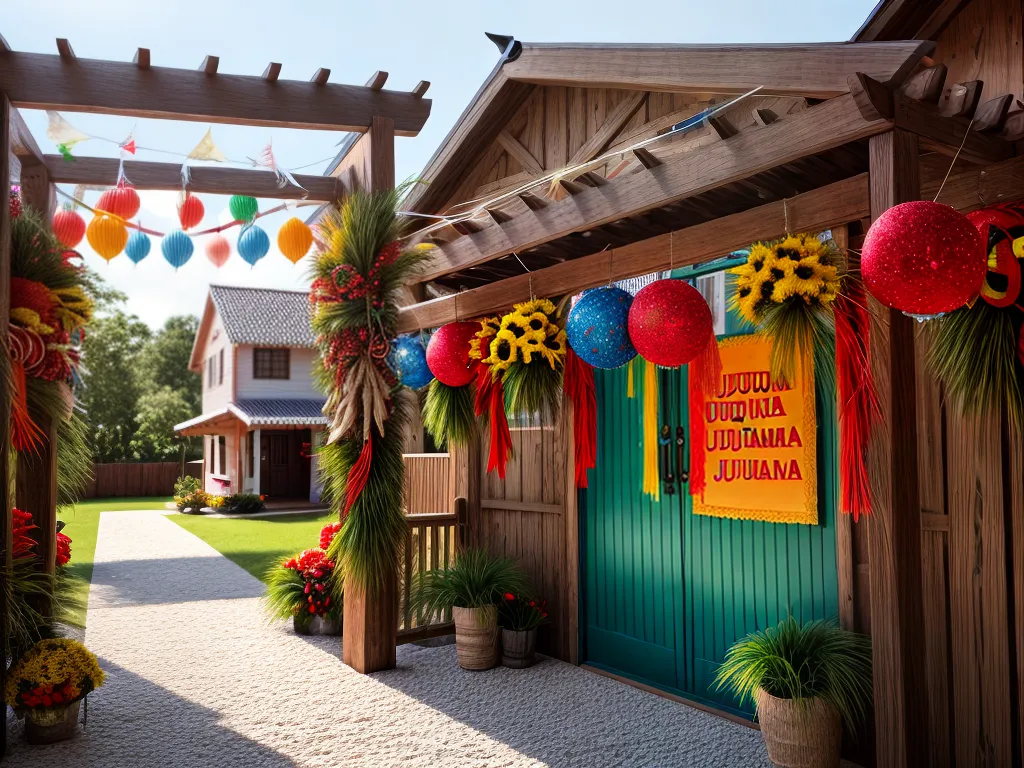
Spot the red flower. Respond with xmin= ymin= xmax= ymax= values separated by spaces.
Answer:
xmin=12 ymin=508 xmax=37 ymax=559
xmin=529 ymin=601 xmax=536 ymax=608
xmin=319 ymin=521 xmax=342 ymax=550
xmin=504 ymin=593 xmax=515 ymax=601
xmin=56 ymin=531 xmax=72 ymax=567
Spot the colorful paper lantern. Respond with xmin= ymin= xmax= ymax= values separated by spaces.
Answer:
xmin=426 ymin=322 xmax=478 ymax=387
xmin=566 ymin=286 xmax=637 ymax=369
xmin=389 ymin=334 xmax=434 ymax=390
xmin=178 ymin=194 xmax=205 ymax=230
xmin=96 ymin=183 xmax=141 ymax=220
xmin=161 ymin=229 xmax=194 ymax=269
xmin=206 ymin=234 xmax=231 ymax=268
xmin=628 ymin=279 xmax=714 ymax=367
xmin=125 ymin=230 xmax=151 ymax=264
xmin=278 ymin=217 xmax=313 ymax=264
xmin=86 ymin=215 xmax=128 ymax=261
xmin=967 ymin=207 xmax=1024 ymax=309
xmin=861 ymin=201 xmax=986 ymax=318
xmin=53 ymin=209 xmax=87 ymax=248
xmin=229 ymin=195 xmax=258 ymax=223
xmin=238 ymin=225 xmax=270 ymax=267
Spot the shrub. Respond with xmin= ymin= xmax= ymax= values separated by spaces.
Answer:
xmin=225 ymin=493 xmax=265 ymax=514
xmin=174 ymin=475 xmax=202 ymax=497
xmin=498 ymin=593 xmax=548 ymax=631
xmin=411 ymin=549 xmax=530 ymax=617
xmin=174 ymin=489 xmax=209 ymax=514
xmin=263 ymin=549 xmax=342 ymax=623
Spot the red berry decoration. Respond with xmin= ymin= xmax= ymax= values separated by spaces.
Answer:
xmin=178 ymin=194 xmax=205 ymax=230
xmin=861 ymin=201 xmax=986 ymax=318
xmin=53 ymin=209 xmax=87 ymax=248
xmin=628 ymin=279 xmax=714 ymax=367
xmin=426 ymin=322 xmax=478 ymax=387
xmin=96 ymin=183 xmax=141 ymax=220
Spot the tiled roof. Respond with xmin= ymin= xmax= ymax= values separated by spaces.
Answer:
xmin=209 ymin=285 xmax=315 ymax=348
xmin=232 ymin=399 xmax=327 ymax=426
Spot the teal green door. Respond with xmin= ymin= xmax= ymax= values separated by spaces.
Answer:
xmin=581 ymin=273 xmax=840 ymax=717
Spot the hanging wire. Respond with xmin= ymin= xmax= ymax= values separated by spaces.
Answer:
xmin=783 ymin=198 xmax=790 ymax=236
xmin=512 ymin=252 xmax=534 ymax=299
xmin=933 ymin=117 xmax=976 ymax=203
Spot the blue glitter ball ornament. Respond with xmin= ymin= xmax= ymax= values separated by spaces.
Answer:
xmin=238 ymin=225 xmax=270 ymax=267
xmin=161 ymin=229 xmax=194 ymax=269
xmin=566 ymin=285 xmax=637 ymax=369
xmin=388 ymin=334 xmax=433 ymax=390
xmin=125 ymin=230 xmax=152 ymax=264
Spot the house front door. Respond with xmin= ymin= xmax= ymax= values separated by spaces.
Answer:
xmin=261 ymin=433 xmax=290 ymax=499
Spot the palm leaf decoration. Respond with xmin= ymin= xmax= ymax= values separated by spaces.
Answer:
xmin=422 ymin=379 xmax=476 ymax=448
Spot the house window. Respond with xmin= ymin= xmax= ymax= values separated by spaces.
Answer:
xmin=218 ymin=436 xmax=226 ymax=475
xmin=219 ymin=349 xmax=225 ymax=386
xmin=207 ymin=356 xmax=215 ymax=388
xmin=253 ymin=348 xmax=290 ymax=379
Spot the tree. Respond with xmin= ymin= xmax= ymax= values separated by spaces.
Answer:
xmin=134 ymin=387 xmax=197 ymax=460
xmin=139 ymin=316 xmax=202 ymax=414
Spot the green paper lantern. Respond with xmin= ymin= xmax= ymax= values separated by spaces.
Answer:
xmin=229 ymin=195 xmax=259 ymax=223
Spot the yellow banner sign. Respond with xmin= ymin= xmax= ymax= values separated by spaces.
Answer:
xmin=693 ymin=335 xmax=817 ymax=525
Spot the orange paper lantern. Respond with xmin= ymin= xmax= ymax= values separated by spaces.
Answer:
xmin=53 ymin=209 xmax=87 ymax=248
xmin=206 ymin=234 xmax=231 ymax=268
xmin=178 ymin=194 xmax=205 ymax=230
xmin=278 ymin=217 xmax=313 ymax=263
xmin=86 ymin=215 xmax=128 ymax=261
xmin=96 ymin=184 xmax=141 ymax=220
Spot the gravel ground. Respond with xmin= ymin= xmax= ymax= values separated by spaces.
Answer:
xmin=5 ymin=510 xmax=774 ymax=767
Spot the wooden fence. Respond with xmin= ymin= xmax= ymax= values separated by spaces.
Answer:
xmin=397 ymin=499 xmax=464 ymax=643
xmin=81 ymin=462 xmax=196 ymax=499
xmin=403 ymin=453 xmax=451 ymax=515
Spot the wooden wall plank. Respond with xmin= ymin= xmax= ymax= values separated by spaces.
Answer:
xmin=543 ymin=86 xmax=568 ymax=170
xmin=933 ymin=0 xmax=1023 ymax=106
xmin=1 ymin=91 xmax=12 ymax=760
xmin=1010 ymin=421 xmax=1024 ymax=768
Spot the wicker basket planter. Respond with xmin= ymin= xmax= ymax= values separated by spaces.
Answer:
xmin=501 ymin=628 xmax=537 ymax=668
xmin=453 ymin=606 xmax=499 ymax=670
xmin=756 ymin=689 xmax=841 ymax=768
xmin=25 ymin=700 xmax=82 ymax=745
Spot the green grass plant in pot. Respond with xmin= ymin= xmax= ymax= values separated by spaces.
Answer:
xmin=498 ymin=593 xmax=547 ymax=668
xmin=412 ymin=549 xmax=529 ymax=670
xmin=714 ymin=616 xmax=872 ymax=768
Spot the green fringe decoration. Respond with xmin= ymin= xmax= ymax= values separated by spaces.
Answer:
xmin=502 ymin=361 xmax=563 ymax=420
xmin=57 ymin=144 xmax=75 ymax=162
xmin=422 ymin=379 xmax=475 ymax=449
xmin=757 ymin=300 xmax=836 ymax=392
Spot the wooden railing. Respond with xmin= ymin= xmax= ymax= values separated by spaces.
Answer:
xmin=397 ymin=498 xmax=465 ymax=643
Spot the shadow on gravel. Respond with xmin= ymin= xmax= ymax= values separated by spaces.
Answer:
xmin=88 ymin=556 xmax=265 ymax=608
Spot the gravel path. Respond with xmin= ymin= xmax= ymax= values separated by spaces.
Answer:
xmin=5 ymin=510 xmax=774 ymax=767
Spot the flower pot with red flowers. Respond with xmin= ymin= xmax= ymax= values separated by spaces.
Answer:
xmin=412 ymin=549 xmax=530 ymax=671
xmin=5 ymin=639 xmax=105 ymax=745
xmin=264 ymin=542 xmax=343 ymax=635
xmin=498 ymin=594 xmax=547 ymax=668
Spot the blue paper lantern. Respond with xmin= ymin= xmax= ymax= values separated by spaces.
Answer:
xmin=161 ymin=229 xmax=194 ymax=269
xmin=238 ymin=225 xmax=270 ymax=267
xmin=125 ymin=230 xmax=151 ymax=264
xmin=566 ymin=285 xmax=637 ymax=369
xmin=388 ymin=334 xmax=433 ymax=390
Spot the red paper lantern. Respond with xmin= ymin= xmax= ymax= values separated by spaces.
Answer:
xmin=53 ymin=209 xmax=86 ymax=248
xmin=426 ymin=322 xmax=478 ymax=387
xmin=96 ymin=184 xmax=141 ymax=220
xmin=967 ymin=207 xmax=1024 ymax=309
xmin=178 ymin=194 xmax=205 ymax=230
xmin=205 ymin=234 xmax=231 ymax=268
xmin=861 ymin=201 xmax=985 ymax=317
xmin=628 ymin=279 xmax=714 ymax=367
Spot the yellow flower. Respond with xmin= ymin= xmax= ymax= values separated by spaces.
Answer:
xmin=469 ymin=317 xmax=500 ymax=360
xmin=5 ymin=639 xmax=105 ymax=709
xmin=499 ymin=311 xmax=532 ymax=343
xmin=483 ymin=329 xmax=519 ymax=372
xmin=513 ymin=298 xmax=557 ymax=319
xmin=537 ymin=329 xmax=567 ymax=369
xmin=731 ymin=233 xmax=841 ymax=320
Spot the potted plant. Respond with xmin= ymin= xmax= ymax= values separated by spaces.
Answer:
xmin=264 ymin=546 xmax=342 ymax=635
xmin=714 ymin=616 xmax=872 ymax=768
xmin=412 ymin=549 xmax=529 ymax=671
xmin=498 ymin=593 xmax=547 ymax=668
xmin=225 ymin=492 xmax=266 ymax=515
xmin=5 ymin=638 xmax=106 ymax=744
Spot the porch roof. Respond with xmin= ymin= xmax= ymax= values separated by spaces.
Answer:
xmin=174 ymin=398 xmax=327 ymax=436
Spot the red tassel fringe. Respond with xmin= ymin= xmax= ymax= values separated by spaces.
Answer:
xmin=834 ymin=287 xmax=881 ymax=522
xmin=474 ymin=364 xmax=512 ymax=479
xmin=11 ymin=361 xmax=44 ymax=454
xmin=687 ymin=334 xmax=722 ymax=499
xmin=563 ymin=348 xmax=597 ymax=488
xmin=343 ymin=431 xmax=374 ymax=518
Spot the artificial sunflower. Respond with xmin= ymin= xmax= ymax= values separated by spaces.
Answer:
xmin=483 ymin=329 xmax=521 ymax=373
xmin=469 ymin=316 xmax=500 ymax=361
xmin=498 ymin=298 xmax=567 ymax=417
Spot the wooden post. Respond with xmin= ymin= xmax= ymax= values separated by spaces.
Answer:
xmin=1 ymin=91 xmax=14 ymax=758
xmin=865 ymin=129 xmax=928 ymax=768
xmin=562 ymin=407 xmax=580 ymax=665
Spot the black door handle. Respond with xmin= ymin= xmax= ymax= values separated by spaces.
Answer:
xmin=676 ymin=426 xmax=688 ymax=486
xmin=660 ymin=424 xmax=676 ymax=495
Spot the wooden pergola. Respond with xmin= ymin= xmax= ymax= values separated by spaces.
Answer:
xmin=0 ymin=34 xmax=431 ymax=735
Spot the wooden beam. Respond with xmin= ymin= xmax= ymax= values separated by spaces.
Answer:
xmin=0 ymin=52 xmax=431 ymax=135
xmin=43 ymin=155 xmax=343 ymax=200
xmin=496 ymin=130 xmax=544 ymax=174
xmin=365 ymin=71 xmax=388 ymax=91
xmin=502 ymin=41 xmax=935 ymax=98
xmin=941 ymin=80 xmax=982 ymax=118
xmin=417 ymin=93 xmax=890 ymax=283
xmin=262 ymin=62 xmax=281 ymax=82
xmin=632 ymin=147 xmax=662 ymax=169
xmin=398 ymin=173 xmax=869 ymax=331
xmin=19 ymin=161 xmax=55 ymax=218
xmin=892 ymin=91 xmax=1013 ymax=164
xmin=866 ymin=128 xmax=928 ymax=768
xmin=972 ymin=94 xmax=1013 ymax=133
xmin=55 ymin=38 xmax=75 ymax=61
xmin=1002 ymin=111 xmax=1024 ymax=143
xmin=133 ymin=47 xmax=150 ymax=70
xmin=0 ymin=91 xmax=10 ymax=760
xmin=310 ymin=68 xmax=331 ymax=86
xmin=518 ymin=192 xmax=547 ymax=211
xmin=848 ymin=72 xmax=894 ymax=121
xmin=751 ymin=108 xmax=778 ymax=127
xmin=199 ymin=55 xmax=219 ymax=75
xmin=568 ymin=90 xmax=646 ymax=166
xmin=0 ymin=32 xmax=10 ymax=53
xmin=923 ymin=154 xmax=1024 ymax=211
xmin=900 ymin=64 xmax=946 ymax=103
xmin=8 ymin=106 xmax=43 ymax=162
xmin=412 ymin=81 xmax=430 ymax=98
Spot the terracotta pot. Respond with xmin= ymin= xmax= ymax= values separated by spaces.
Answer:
xmin=756 ymin=689 xmax=841 ymax=768
xmin=452 ymin=605 xmax=499 ymax=670
xmin=293 ymin=614 xmax=314 ymax=635
xmin=501 ymin=628 xmax=537 ymax=668
xmin=25 ymin=699 xmax=81 ymax=745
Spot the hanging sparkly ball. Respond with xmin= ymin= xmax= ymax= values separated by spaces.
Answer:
xmin=96 ymin=183 xmax=141 ymax=220
xmin=628 ymin=279 xmax=714 ymax=367
xmin=229 ymin=195 xmax=259 ymax=223
xmin=861 ymin=201 xmax=986 ymax=319
xmin=566 ymin=285 xmax=637 ymax=369
xmin=238 ymin=225 xmax=270 ymax=267
xmin=426 ymin=322 xmax=478 ymax=387
xmin=278 ymin=217 xmax=314 ymax=264
xmin=206 ymin=234 xmax=231 ymax=268
xmin=389 ymin=334 xmax=434 ymax=390
xmin=86 ymin=215 xmax=128 ymax=262
xmin=178 ymin=194 xmax=205 ymax=230
xmin=125 ymin=230 xmax=152 ymax=264
xmin=53 ymin=208 xmax=87 ymax=248
xmin=161 ymin=229 xmax=194 ymax=269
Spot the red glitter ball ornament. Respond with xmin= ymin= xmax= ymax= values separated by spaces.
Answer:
xmin=96 ymin=183 xmax=141 ymax=220
xmin=53 ymin=209 xmax=87 ymax=248
xmin=178 ymin=194 xmax=205 ymax=230
xmin=861 ymin=201 xmax=985 ymax=317
xmin=628 ymin=279 xmax=714 ymax=367
xmin=426 ymin=322 xmax=478 ymax=387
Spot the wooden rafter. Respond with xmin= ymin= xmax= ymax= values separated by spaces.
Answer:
xmin=0 ymin=45 xmax=431 ymax=134
xmin=415 ymin=93 xmax=890 ymax=284
xmin=496 ymin=130 xmax=543 ymax=174
xmin=568 ymin=90 xmax=647 ymax=166
xmin=501 ymin=41 xmax=935 ymax=99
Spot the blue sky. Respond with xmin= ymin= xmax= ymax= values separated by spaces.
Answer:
xmin=4 ymin=0 xmax=878 ymax=328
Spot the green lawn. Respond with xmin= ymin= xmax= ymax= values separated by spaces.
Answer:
xmin=171 ymin=510 xmax=336 ymax=583
xmin=59 ymin=497 xmax=172 ymax=627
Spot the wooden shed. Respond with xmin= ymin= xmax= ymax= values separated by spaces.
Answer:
xmin=396 ymin=3 xmax=1024 ymax=766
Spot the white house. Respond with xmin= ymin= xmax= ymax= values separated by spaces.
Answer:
xmin=174 ymin=285 xmax=326 ymax=503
